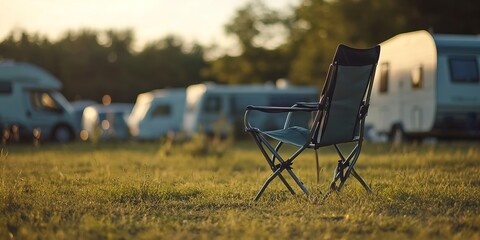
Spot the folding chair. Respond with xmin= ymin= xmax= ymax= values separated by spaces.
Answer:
xmin=244 ymin=44 xmax=380 ymax=201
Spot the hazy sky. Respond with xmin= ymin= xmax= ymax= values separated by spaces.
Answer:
xmin=1 ymin=0 xmax=299 ymax=52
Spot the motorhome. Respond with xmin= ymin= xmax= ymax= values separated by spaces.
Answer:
xmin=127 ymin=89 xmax=186 ymax=140
xmin=367 ymin=30 xmax=480 ymax=142
xmin=0 ymin=61 xmax=77 ymax=142
xmin=183 ymin=83 xmax=319 ymax=137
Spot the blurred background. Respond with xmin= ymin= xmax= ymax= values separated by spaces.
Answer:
xmin=2 ymin=0 xmax=479 ymax=102
xmin=1 ymin=0 xmax=479 ymax=143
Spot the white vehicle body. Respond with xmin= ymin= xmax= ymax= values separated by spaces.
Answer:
xmin=367 ymin=30 xmax=480 ymax=140
xmin=82 ymin=103 xmax=133 ymax=141
xmin=0 ymin=61 xmax=76 ymax=142
xmin=183 ymin=83 xmax=319 ymax=137
xmin=71 ymin=100 xmax=96 ymax=135
xmin=127 ymin=89 xmax=186 ymax=140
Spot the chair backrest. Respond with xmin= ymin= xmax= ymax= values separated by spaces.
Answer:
xmin=313 ymin=44 xmax=380 ymax=147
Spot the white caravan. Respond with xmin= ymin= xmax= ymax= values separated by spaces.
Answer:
xmin=127 ymin=89 xmax=186 ymax=140
xmin=183 ymin=83 xmax=319 ymax=137
xmin=367 ymin=30 xmax=480 ymax=141
xmin=82 ymin=103 xmax=133 ymax=141
xmin=0 ymin=61 xmax=76 ymax=142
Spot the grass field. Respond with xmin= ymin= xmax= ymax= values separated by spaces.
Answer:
xmin=1 ymin=139 xmax=479 ymax=239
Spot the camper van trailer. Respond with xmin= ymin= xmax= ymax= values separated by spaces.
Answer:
xmin=183 ymin=83 xmax=318 ymax=137
xmin=0 ymin=61 xmax=76 ymax=142
xmin=367 ymin=30 xmax=480 ymax=142
xmin=127 ymin=89 xmax=186 ymax=140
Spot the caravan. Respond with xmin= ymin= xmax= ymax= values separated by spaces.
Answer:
xmin=82 ymin=103 xmax=133 ymax=141
xmin=367 ymin=30 xmax=480 ymax=142
xmin=183 ymin=83 xmax=318 ymax=137
xmin=0 ymin=61 xmax=76 ymax=142
xmin=127 ymin=89 xmax=186 ymax=140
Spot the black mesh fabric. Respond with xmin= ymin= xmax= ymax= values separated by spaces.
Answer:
xmin=334 ymin=44 xmax=380 ymax=66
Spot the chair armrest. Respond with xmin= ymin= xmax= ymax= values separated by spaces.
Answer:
xmin=246 ymin=105 xmax=316 ymax=113
xmin=244 ymin=104 xmax=318 ymax=132
xmin=295 ymin=102 xmax=324 ymax=110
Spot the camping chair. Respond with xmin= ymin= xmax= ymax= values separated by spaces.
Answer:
xmin=244 ymin=44 xmax=380 ymax=201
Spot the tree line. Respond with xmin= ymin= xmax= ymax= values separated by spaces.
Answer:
xmin=1 ymin=0 xmax=479 ymax=103
xmin=0 ymin=29 xmax=208 ymax=102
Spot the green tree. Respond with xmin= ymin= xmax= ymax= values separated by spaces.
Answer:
xmin=405 ymin=0 xmax=480 ymax=34
xmin=2 ymin=0 xmax=479 ymax=101
xmin=0 ymin=29 xmax=208 ymax=103
xmin=55 ymin=29 xmax=111 ymax=101
xmin=211 ymin=0 xmax=480 ymax=87
xmin=286 ymin=0 xmax=414 ymax=85
xmin=135 ymin=35 xmax=207 ymax=93
xmin=207 ymin=0 xmax=292 ymax=84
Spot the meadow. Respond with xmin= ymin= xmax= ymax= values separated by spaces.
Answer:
xmin=0 ymin=138 xmax=479 ymax=239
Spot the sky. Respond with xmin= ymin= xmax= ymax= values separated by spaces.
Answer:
xmin=0 ymin=0 xmax=299 ymax=53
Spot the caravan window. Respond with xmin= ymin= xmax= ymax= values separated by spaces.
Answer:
xmin=0 ymin=82 xmax=12 ymax=94
xmin=449 ymin=57 xmax=479 ymax=83
xmin=411 ymin=65 xmax=423 ymax=89
xmin=30 ymin=91 xmax=62 ymax=113
xmin=378 ymin=63 xmax=389 ymax=93
xmin=151 ymin=105 xmax=172 ymax=117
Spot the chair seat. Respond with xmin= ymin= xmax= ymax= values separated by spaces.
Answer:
xmin=263 ymin=126 xmax=310 ymax=147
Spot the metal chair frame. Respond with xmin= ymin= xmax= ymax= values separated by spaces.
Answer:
xmin=244 ymin=44 xmax=380 ymax=201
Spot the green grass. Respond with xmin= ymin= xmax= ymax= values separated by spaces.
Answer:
xmin=0 ymin=140 xmax=479 ymax=239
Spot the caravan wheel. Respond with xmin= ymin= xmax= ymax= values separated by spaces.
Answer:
xmin=52 ymin=125 xmax=74 ymax=143
xmin=390 ymin=126 xmax=405 ymax=145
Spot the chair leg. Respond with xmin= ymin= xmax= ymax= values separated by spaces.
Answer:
xmin=286 ymin=168 xmax=311 ymax=197
xmin=321 ymin=181 xmax=341 ymax=200
xmin=315 ymin=149 xmax=320 ymax=184
xmin=254 ymin=168 xmax=282 ymax=201
xmin=322 ymin=167 xmax=340 ymax=200
xmin=330 ymin=167 xmax=371 ymax=194
xmin=279 ymin=174 xmax=296 ymax=195
xmin=350 ymin=168 xmax=372 ymax=193
xmin=249 ymin=131 xmax=309 ymax=200
xmin=253 ymin=167 xmax=296 ymax=201
xmin=324 ymin=143 xmax=372 ymax=195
